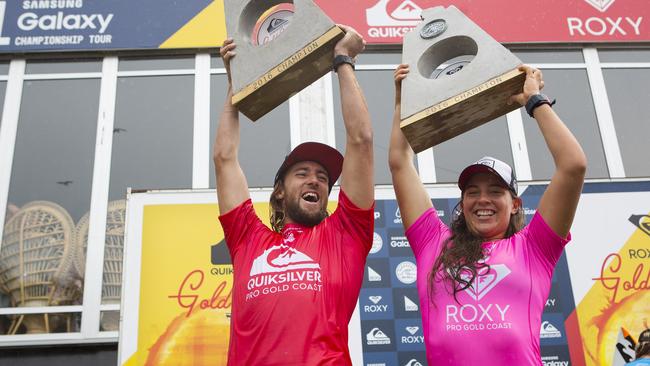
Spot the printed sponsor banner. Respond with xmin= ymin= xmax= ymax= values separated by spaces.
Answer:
xmin=0 ymin=0 xmax=225 ymax=52
xmin=117 ymin=182 xmax=650 ymax=365
xmin=565 ymin=182 xmax=650 ymax=366
xmin=0 ymin=0 xmax=647 ymax=54
xmin=315 ymin=0 xmax=650 ymax=44
xmin=119 ymin=197 xmax=233 ymax=366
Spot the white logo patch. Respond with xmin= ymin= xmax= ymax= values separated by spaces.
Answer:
xmin=459 ymin=262 xmax=511 ymax=301
xmin=540 ymin=321 xmax=562 ymax=338
xmin=406 ymin=326 xmax=419 ymax=335
xmin=250 ymin=244 xmax=320 ymax=276
xmin=584 ymin=0 xmax=616 ymax=12
xmin=396 ymin=261 xmax=417 ymax=284
xmin=368 ymin=266 xmax=382 ymax=282
xmin=366 ymin=327 xmax=391 ymax=345
xmin=404 ymin=295 xmax=419 ymax=311
xmin=366 ymin=0 xmax=421 ymax=27
xmin=371 ymin=232 xmax=383 ymax=254
xmin=369 ymin=295 xmax=382 ymax=304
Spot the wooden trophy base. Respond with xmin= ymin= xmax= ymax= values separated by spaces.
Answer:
xmin=400 ymin=68 xmax=526 ymax=154
xmin=231 ymin=26 xmax=344 ymax=121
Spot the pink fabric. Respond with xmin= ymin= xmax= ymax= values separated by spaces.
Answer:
xmin=405 ymin=208 xmax=570 ymax=365
xmin=219 ymin=191 xmax=373 ymax=366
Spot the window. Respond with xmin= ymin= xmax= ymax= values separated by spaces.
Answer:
xmin=1 ymin=76 xmax=100 ymax=334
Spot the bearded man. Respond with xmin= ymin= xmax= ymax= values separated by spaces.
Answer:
xmin=213 ymin=25 xmax=374 ymax=366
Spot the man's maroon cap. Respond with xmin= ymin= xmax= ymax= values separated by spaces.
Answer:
xmin=274 ymin=142 xmax=343 ymax=192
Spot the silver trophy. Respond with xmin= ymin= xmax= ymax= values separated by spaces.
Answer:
xmin=400 ymin=6 xmax=525 ymax=153
xmin=224 ymin=0 xmax=344 ymax=121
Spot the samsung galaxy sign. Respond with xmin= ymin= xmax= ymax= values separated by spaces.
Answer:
xmin=0 ymin=0 xmax=219 ymax=52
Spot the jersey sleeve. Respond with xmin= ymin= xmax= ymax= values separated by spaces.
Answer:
xmin=405 ymin=207 xmax=450 ymax=260
xmin=330 ymin=190 xmax=375 ymax=251
xmin=524 ymin=211 xmax=571 ymax=271
xmin=218 ymin=199 xmax=265 ymax=256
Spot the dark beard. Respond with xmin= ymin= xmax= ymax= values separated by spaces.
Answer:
xmin=285 ymin=198 xmax=327 ymax=227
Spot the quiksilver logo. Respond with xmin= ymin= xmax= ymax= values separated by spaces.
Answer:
xmin=405 ymin=360 xmax=423 ymax=366
xmin=246 ymin=244 xmax=322 ymax=300
xmin=250 ymin=244 xmax=320 ymax=276
xmin=366 ymin=0 xmax=421 ymax=27
xmin=366 ymin=327 xmax=391 ymax=345
xmin=540 ymin=321 xmax=562 ymax=338
xmin=267 ymin=17 xmax=289 ymax=33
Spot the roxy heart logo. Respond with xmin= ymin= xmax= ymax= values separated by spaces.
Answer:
xmin=250 ymin=244 xmax=320 ymax=276
xmin=369 ymin=295 xmax=383 ymax=304
xmin=406 ymin=326 xmax=419 ymax=335
xmin=584 ymin=0 xmax=616 ymax=12
xmin=459 ymin=262 xmax=511 ymax=301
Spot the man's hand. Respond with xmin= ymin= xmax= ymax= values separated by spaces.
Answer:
xmin=334 ymin=24 xmax=365 ymax=58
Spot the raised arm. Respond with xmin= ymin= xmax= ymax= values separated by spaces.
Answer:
xmin=213 ymin=39 xmax=250 ymax=214
xmin=335 ymin=25 xmax=374 ymax=209
xmin=388 ymin=64 xmax=432 ymax=230
xmin=511 ymin=65 xmax=587 ymax=238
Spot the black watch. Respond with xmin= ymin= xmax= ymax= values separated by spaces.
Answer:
xmin=525 ymin=94 xmax=555 ymax=117
xmin=333 ymin=54 xmax=355 ymax=72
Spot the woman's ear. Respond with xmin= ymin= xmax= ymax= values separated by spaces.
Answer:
xmin=511 ymin=196 xmax=522 ymax=215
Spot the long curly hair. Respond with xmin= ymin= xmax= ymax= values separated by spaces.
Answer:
xmin=428 ymin=195 xmax=525 ymax=303
xmin=269 ymin=180 xmax=285 ymax=233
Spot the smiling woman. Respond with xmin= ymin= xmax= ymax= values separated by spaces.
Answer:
xmin=389 ymin=63 xmax=587 ymax=365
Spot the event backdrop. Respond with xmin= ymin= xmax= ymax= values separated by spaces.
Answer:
xmin=0 ymin=0 xmax=647 ymax=53
xmin=118 ymin=182 xmax=650 ymax=366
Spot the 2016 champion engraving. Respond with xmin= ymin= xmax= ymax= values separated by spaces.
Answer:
xmin=420 ymin=19 xmax=447 ymax=39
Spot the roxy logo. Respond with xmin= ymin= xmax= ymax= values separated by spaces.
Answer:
xmin=365 ymin=295 xmax=388 ymax=313
xmin=629 ymin=214 xmax=650 ymax=237
xmin=0 ymin=1 xmax=11 ymax=46
xmin=568 ymin=0 xmax=642 ymax=38
xmin=459 ymin=261 xmax=511 ymax=301
xmin=366 ymin=327 xmax=391 ymax=345
xmin=584 ymin=0 xmax=616 ymax=12
xmin=402 ymin=326 xmax=424 ymax=344
xmin=540 ymin=321 xmax=562 ymax=338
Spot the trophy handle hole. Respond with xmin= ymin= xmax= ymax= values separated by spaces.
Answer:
xmin=418 ymin=36 xmax=477 ymax=80
xmin=240 ymin=1 xmax=295 ymax=46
